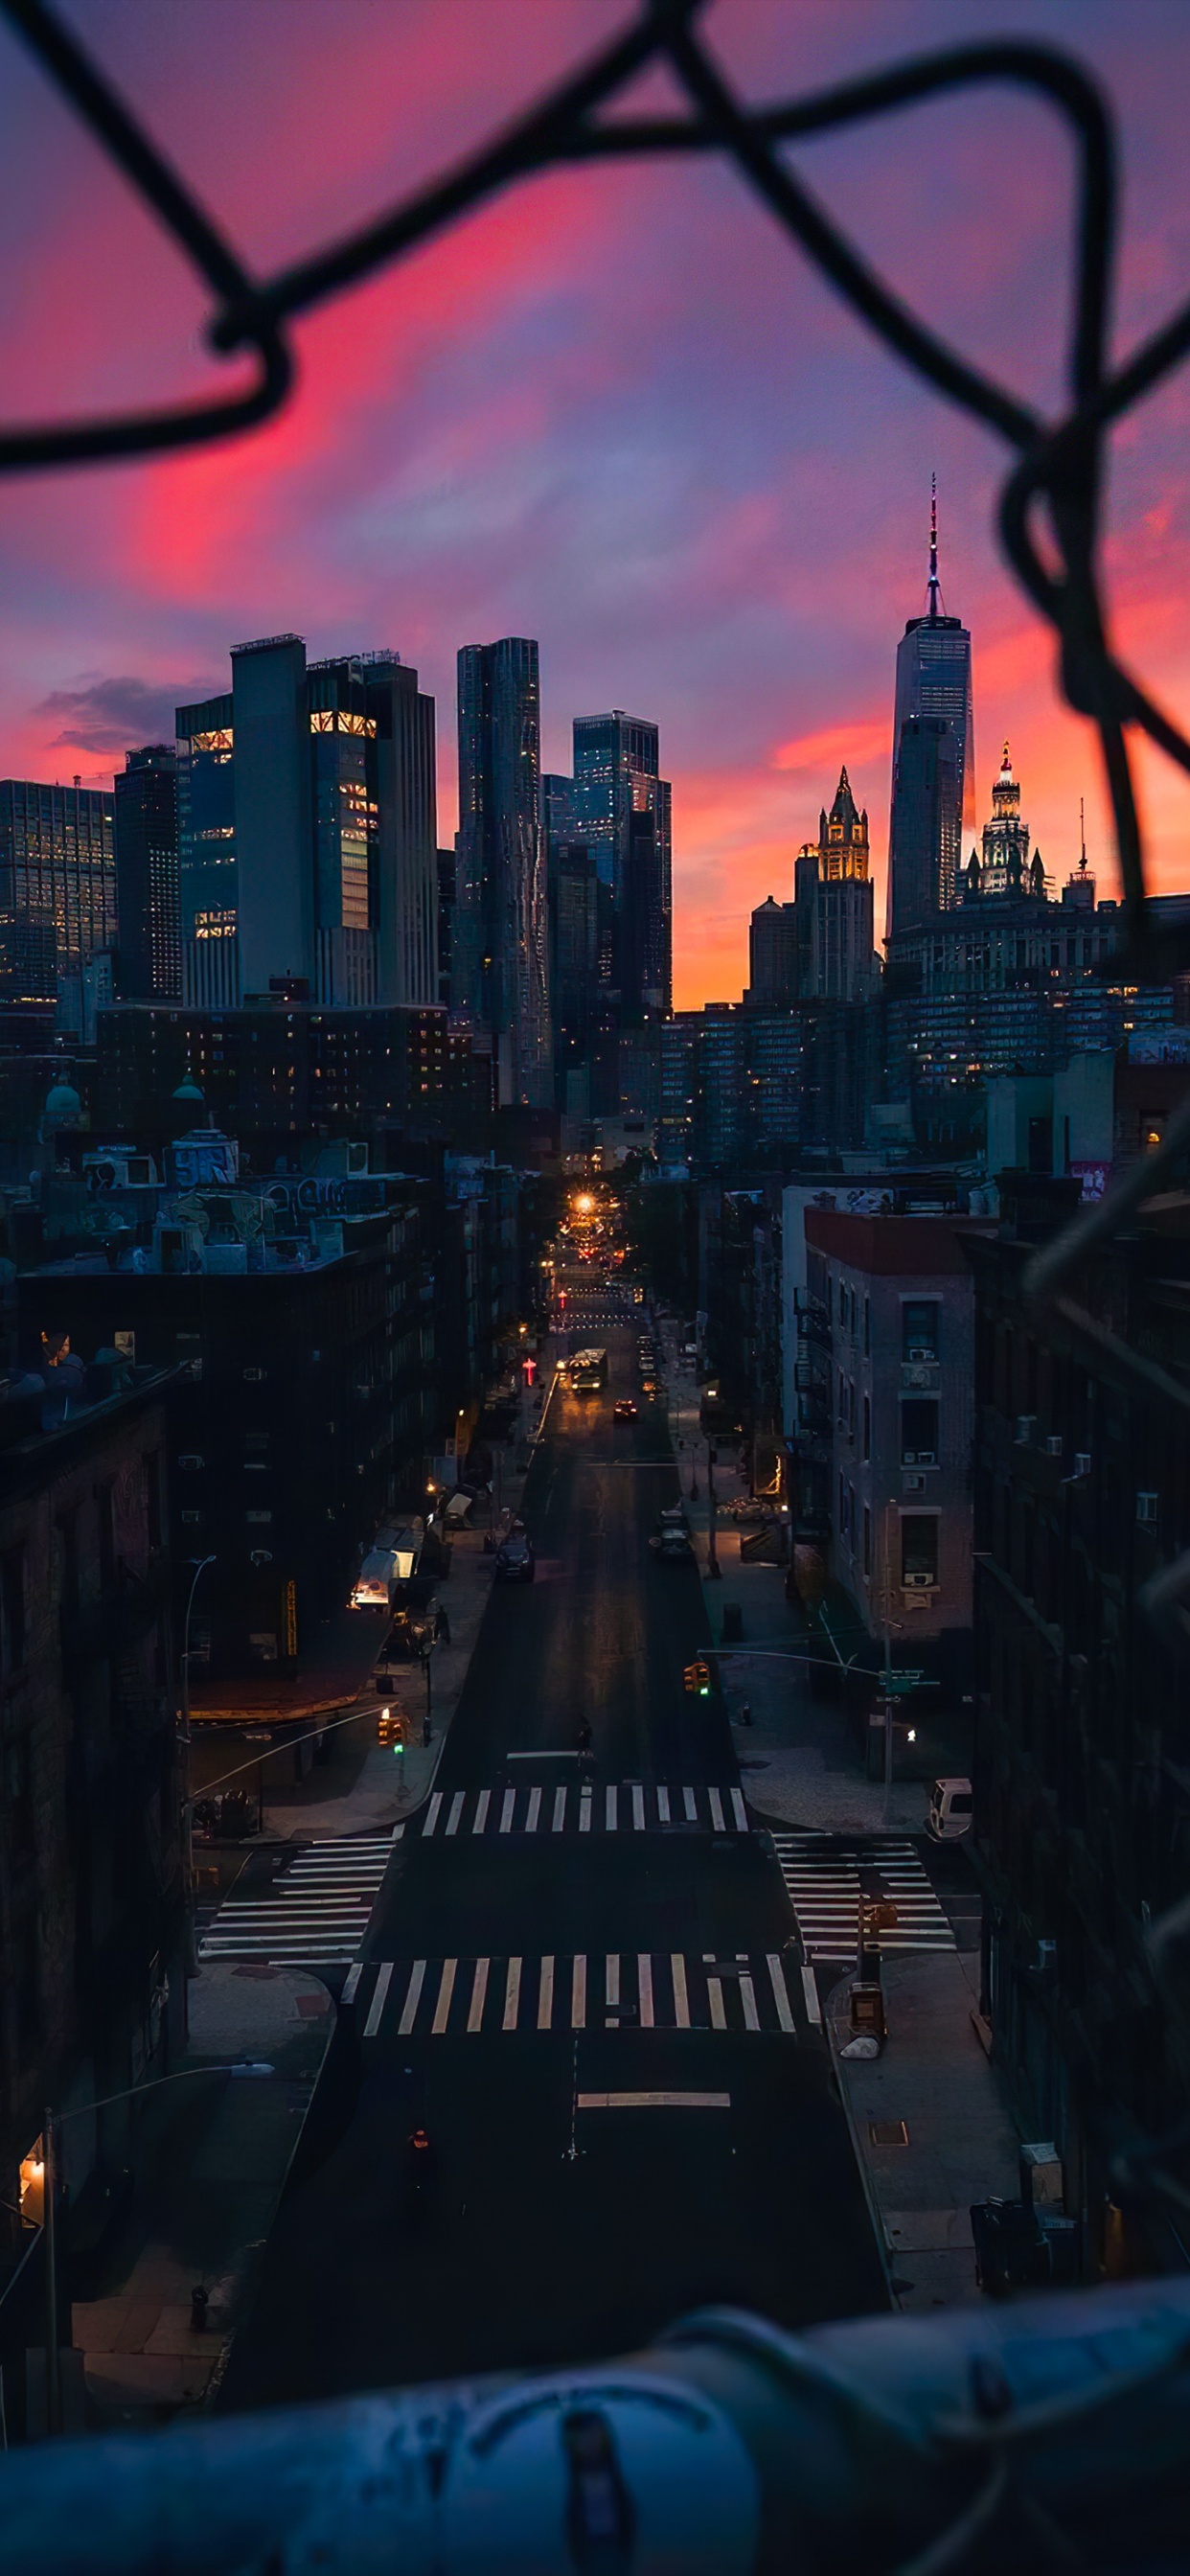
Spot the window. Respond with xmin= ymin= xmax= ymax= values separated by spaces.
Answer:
xmin=901 ymin=1398 xmax=940 ymax=1463
xmin=901 ymin=1516 xmax=939 ymax=1585
xmin=1 ymin=1546 xmax=27 ymax=1677
xmin=864 ymin=1297 xmax=870 ymax=1357
xmin=863 ymin=1395 xmax=871 ymax=1460
xmin=144 ymin=1451 xmax=162 ymax=1551
xmin=863 ymin=1506 xmax=872 ymax=1576
xmin=902 ymin=1300 xmax=939 ymax=1361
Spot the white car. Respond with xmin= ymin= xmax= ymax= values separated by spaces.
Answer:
xmin=927 ymin=1776 xmax=973 ymax=1841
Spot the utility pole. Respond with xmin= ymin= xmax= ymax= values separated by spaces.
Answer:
xmin=706 ymin=1439 xmax=721 ymax=1580
xmin=43 ymin=2107 xmax=61 ymax=2437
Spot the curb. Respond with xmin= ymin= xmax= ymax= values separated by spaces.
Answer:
xmin=824 ymin=1970 xmax=899 ymax=2311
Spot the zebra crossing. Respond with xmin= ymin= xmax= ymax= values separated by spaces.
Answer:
xmin=402 ymin=1781 xmax=750 ymax=1839
xmin=772 ymin=1833 xmax=955 ymax=1964
xmin=197 ymin=1833 xmax=398 ymax=1965
xmin=343 ymin=1948 xmax=801 ymax=2038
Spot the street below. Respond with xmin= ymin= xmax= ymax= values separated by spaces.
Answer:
xmin=219 ymin=1293 xmax=885 ymax=2408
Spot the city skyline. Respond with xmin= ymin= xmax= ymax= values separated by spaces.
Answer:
xmin=1 ymin=0 xmax=1189 ymax=1006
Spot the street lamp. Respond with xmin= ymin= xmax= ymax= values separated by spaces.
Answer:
xmin=179 ymin=1555 xmax=217 ymax=2012
xmin=38 ymin=2058 xmax=272 ymax=2437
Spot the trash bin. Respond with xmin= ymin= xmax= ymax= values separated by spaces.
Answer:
xmin=721 ymin=1601 xmax=744 ymax=1644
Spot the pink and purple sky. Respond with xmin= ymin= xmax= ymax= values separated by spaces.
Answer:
xmin=3 ymin=0 xmax=1190 ymax=1005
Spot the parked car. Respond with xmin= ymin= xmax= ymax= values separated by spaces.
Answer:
xmin=927 ymin=1776 xmax=973 ymax=1841
xmin=494 ymin=1525 xmax=536 ymax=1583
xmin=659 ymin=1502 xmax=692 ymax=1534
xmin=613 ymin=1398 xmax=638 ymax=1422
xmin=650 ymin=1524 xmax=694 ymax=1563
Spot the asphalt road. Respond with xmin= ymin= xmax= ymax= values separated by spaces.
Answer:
xmin=219 ymin=1299 xmax=886 ymax=2410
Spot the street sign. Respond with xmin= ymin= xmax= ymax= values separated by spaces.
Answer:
xmin=882 ymin=1672 xmax=939 ymax=1694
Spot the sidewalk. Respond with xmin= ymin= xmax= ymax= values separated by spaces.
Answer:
xmin=259 ymin=1373 xmax=547 ymax=1841
xmin=827 ymin=1948 xmax=1021 ymax=2311
xmin=653 ymin=1320 xmax=927 ymax=1834
xmin=70 ymin=1963 xmax=333 ymax=2426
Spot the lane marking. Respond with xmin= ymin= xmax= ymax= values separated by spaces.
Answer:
xmin=606 ymin=1785 xmax=617 ymax=1832
xmin=538 ymin=1954 xmax=555 ymax=2030
xmin=572 ymin=1954 xmax=586 ymax=2029
xmin=397 ymin=1959 xmax=425 ymax=2035
xmin=658 ymin=1785 xmax=671 ymax=1824
xmin=767 ymin=1954 xmax=795 ymax=2033
xmin=578 ymin=2092 xmax=730 ymax=2111
xmin=468 ymin=1956 xmax=490 ymax=2032
xmin=503 ymin=1957 xmax=522 ymax=2030
xmin=553 ymin=1785 xmax=566 ymax=1832
xmin=708 ymin=1787 xmax=725 ymax=1832
xmin=526 ymin=1785 xmax=542 ymax=1833
xmin=672 ymin=1953 xmax=690 ymax=2028
xmin=500 ymin=1788 xmax=515 ymax=1834
xmin=423 ymin=1793 xmax=443 ymax=1838
xmin=683 ymin=1786 xmax=697 ymax=1822
xmin=801 ymin=1964 xmax=823 ymax=2026
xmin=731 ymin=1788 xmax=748 ymax=1832
xmin=631 ymin=1784 xmax=645 ymax=1831
xmin=473 ymin=1789 xmax=490 ymax=1834
xmin=432 ymin=1957 xmax=457 ymax=2034
xmin=341 ymin=1964 xmax=362 ymax=2004
xmin=364 ymin=1961 xmax=393 ymax=2036
xmin=638 ymin=1953 xmax=654 ymax=2029
xmin=390 ymin=1823 xmax=404 ymax=1841
xmin=446 ymin=1792 xmax=464 ymax=1837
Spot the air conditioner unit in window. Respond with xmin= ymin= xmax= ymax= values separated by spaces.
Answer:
xmin=904 ymin=1571 xmax=934 ymax=1590
xmin=903 ymin=1473 xmax=926 ymax=1493
xmin=1045 ymin=1436 xmax=1064 ymax=1458
xmin=178 ymin=1453 xmax=204 ymax=1470
xmin=1015 ymin=1415 xmax=1037 ymax=1444
xmin=916 ymin=1451 xmax=937 ymax=1466
xmin=1136 ymin=1490 xmax=1158 ymax=1525
xmin=903 ymin=1451 xmax=917 ymax=1465
xmin=907 ymin=1346 xmax=933 ymax=1363
xmin=1073 ymin=1452 xmax=1091 ymax=1478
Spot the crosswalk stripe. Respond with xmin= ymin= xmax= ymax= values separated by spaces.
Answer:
xmin=553 ymin=1785 xmax=566 ymax=1832
xmin=538 ymin=1955 xmax=555 ymax=2030
xmin=606 ymin=1952 xmax=620 ymax=2009
xmin=446 ymin=1793 xmax=464 ymax=1837
xmin=504 ymin=1957 xmax=521 ymax=2030
xmin=580 ymin=1792 xmax=591 ymax=1834
xmin=468 ymin=1956 xmax=489 ymax=2032
xmin=526 ymin=1785 xmax=542 ymax=1833
xmin=658 ymin=1786 xmax=671 ymax=1824
xmin=364 ymin=1962 xmax=393 ymax=2036
xmin=342 ymin=1963 xmax=362 ymax=2005
xmin=398 ymin=1960 xmax=424 ymax=2035
xmin=638 ymin=1953 xmax=654 ymax=2029
xmin=740 ymin=1967 xmax=760 ymax=2031
xmin=708 ymin=1787 xmax=725 ymax=1832
xmin=500 ymin=1788 xmax=515 ymax=1834
xmin=632 ymin=1784 xmax=645 ymax=1831
xmin=800 ymin=1964 xmax=823 ymax=2026
xmin=683 ymin=1786 xmax=697 ymax=1822
xmin=423 ymin=1794 xmax=443 ymax=1839
xmin=473 ymin=1788 xmax=490 ymax=1834
xmin=432 ymin=1958 xmax=457 ymax=2034
xmin=731 ymin=1789 xmax=748 ymax=1832
xmin=606 ymin=1786 xmax=617 ymax=1831
xmin=707 ymin=1970 xmax=725 ymax=2031
xmin=572 ymin=1955 xmax=586 ymax=2029
xmin=672 ymin=1953 xmax=690 ymax=2028
xmin=767 ymin=1955 xmax=795 ymax=2033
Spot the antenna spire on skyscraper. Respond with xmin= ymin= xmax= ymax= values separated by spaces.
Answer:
xmin=927 ymin=472 xmax=941 ymax=620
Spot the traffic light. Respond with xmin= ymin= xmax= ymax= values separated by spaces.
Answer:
xmin=683 ymin=1661 xmax=711 ymax=1696
xmin=378 ymin=1705 xmax=405 ymax=1751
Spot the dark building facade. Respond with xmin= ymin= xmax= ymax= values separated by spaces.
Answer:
xmin=0 ymin=1362 xmax=179 ymax=2340
xmin=0 ymin=779 xmax=118 ymax=1039
xmin=455 ymin=637 xmax=551 ymax=1110
xmin=113 ymin=746 xmax=180 ymax=1002
xmin=967 ymin=1184 xmax=1190 ymax=2278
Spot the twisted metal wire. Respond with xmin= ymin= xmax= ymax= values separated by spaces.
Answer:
xmin=2 ymin=3 xmax=1190 ymax=1393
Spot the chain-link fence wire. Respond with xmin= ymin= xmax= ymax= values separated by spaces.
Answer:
xmin=4 ymin=0 xmax=1190 ymax=2343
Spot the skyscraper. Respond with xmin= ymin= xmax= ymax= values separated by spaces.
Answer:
xmin=113 ymin=744 xmax=181 ymax=1000
xmin=455 ymin=638 xmax=551 ymax=1108
xmin=176 ymin=637 xmax=438 ymax=1011
xmin=788 ymin=767 xmax=878 ymax=1002
xmin=0 ymin=777 xmax=118 ymax=1033
xmin=570 ymin=709 xmax=672 ymax=1034
xmin=886 ymin=482 xmax=974 ymax=937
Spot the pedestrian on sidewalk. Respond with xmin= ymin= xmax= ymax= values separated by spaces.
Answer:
xmin=739 ymin=1700 xmax=752 ymax=1727
xmin=435 ymin=1604 xmax=451 ymax=1645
